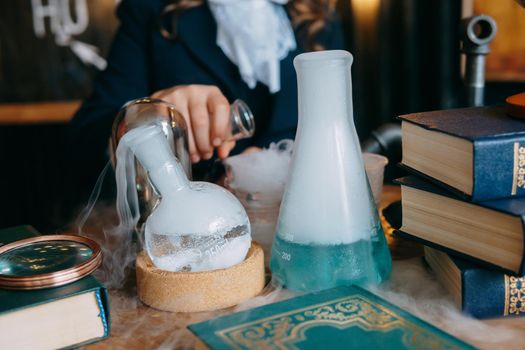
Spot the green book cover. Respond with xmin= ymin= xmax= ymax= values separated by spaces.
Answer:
xmin=189 ymin=286 xmax=474 ymax=350
xmin=0 ymin=225 xmax=40 ymax=246
xmin=0 ymin=225 xmax=110 ymax=349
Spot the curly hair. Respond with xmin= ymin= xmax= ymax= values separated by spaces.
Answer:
xmin=160 ymin=0 xmax=337 ymax=51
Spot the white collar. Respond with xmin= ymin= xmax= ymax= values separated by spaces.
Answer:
xmin=208 ymin=0 xmax=296 ymax=93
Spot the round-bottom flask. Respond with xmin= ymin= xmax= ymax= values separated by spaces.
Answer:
xmin=120 ymin=124 xmax=252 ymax=273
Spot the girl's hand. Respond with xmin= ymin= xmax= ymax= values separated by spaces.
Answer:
xmin=151 ymin=85 xmax=236 ymax=163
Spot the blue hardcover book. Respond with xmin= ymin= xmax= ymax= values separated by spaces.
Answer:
xmin=396 ymin=175 xmax=525 ymax=275
xmin=425 ymin=246 xmax=525 ymax=319
xmin=399 ymin=105 xmax=525 ymax=202
xmin=188 ymin=286 xmax=475 ymax=349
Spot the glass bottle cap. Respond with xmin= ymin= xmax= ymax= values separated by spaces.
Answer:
xmin=0 ymin=235 xmax=102 ymax=290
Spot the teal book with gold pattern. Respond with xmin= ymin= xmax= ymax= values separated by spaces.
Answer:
xmin=188 ymin=286 xmax=474 ymax=350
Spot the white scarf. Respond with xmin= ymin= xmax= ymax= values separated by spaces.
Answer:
xmin=208 ymin=0 xmax=296 ymax=93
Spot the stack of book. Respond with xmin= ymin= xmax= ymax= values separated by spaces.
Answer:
xmin=395 ymin=105 xmax=525 ymax=319
xmin=0 ymin=226 xmax=110 ymax=349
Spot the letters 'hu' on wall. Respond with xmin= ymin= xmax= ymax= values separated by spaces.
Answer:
xmin=0 ymin=0 xmax=119 ymax=102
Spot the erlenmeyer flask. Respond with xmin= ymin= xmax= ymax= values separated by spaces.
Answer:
xmin=269 ymin=50 xmax=391 ymax=292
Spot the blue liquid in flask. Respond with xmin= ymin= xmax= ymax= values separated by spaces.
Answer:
xmin=270 ymin=224 xmax=391 ymax=292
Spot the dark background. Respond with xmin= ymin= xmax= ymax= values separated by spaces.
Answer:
xmin=0 ymin=0 xmax=118 ymax=231
xmin=0 ymin=0 xmax=524 ymax=232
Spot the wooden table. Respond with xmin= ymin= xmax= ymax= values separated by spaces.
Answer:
xmin=82 ymin=185 xmax=525 ymax=350
xmin=0 ymin=101 xmax=80 ymax=124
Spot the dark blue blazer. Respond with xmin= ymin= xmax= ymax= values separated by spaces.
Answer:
xmin=68 ymin=0 xmax=344 ymax=188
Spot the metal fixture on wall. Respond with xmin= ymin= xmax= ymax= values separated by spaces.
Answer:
xmin=460 ymin=15 xmax=497 ymax=107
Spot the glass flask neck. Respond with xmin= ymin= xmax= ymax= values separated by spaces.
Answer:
xmin=124 ymin=124 xmax=189 ymax=194
xmin=148 ymin=159 xmax=189 ymax=193
xmin=294 ymin=50 xmax=354 ymax=125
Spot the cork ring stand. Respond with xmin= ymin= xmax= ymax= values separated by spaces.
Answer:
xmin=136 ymin=241 xmax=265 ymax=312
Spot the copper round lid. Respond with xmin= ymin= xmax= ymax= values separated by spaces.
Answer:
xmin=0 ymin=235 xmax=102 ymax=290
xmin=506 ymin=92 xmax=525 ymax=119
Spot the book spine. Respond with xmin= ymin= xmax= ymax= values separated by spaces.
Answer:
xmin=99 ymin=286 xmax=111 ymax=336
xmin=462 ymin=269 xmax=525 ymax=319
xmin=472 ymin=138 xmax=525 ymax=201
xmin=95 ymin=289 xmax=110 ymax=337
xmin=520 ymin=215 xmax=525 ymax=276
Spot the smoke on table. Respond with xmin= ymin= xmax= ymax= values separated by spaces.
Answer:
xmin=72 ymin=155 xmax=520 ymax=349
xmin=371 ymin=259 xmax=521 ymax=348
xmin=76 ymin=202 xmax=139 ymax=289
xmin=73 ymin=201 xmax=521 ymax=349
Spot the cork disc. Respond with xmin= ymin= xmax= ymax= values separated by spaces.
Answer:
xmin=136 ymin=241 xmax=265 ymax=312
xmin=506 ymin=92 xmax=525 ymax=119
